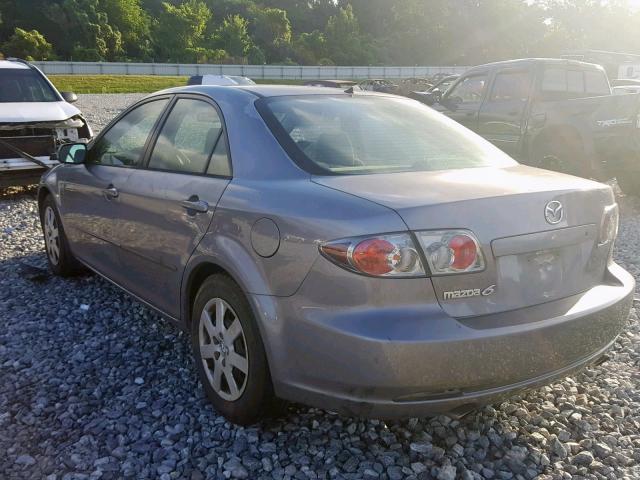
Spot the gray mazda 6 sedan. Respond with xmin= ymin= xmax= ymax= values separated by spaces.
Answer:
xmin=38 ymin=85 xmax=634 ymax=425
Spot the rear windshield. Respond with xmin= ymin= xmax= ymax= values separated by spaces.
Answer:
xmin=258 ymin=95 xmax=517 ymax=175
xmin=0 ymin=68 xmax=59 ymax=103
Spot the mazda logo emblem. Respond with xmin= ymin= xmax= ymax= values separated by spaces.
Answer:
xmin=545 ymin=201 xmax=564 ymax=224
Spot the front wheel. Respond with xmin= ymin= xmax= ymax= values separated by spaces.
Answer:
xmin=40 ymin=195 xmax=82 ymax=276
xmin=191 ymin=274 xmax=278 ymax=425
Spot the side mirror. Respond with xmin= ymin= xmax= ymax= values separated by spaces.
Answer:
xmin=61 ymin=91 xmax=78 ymax=103
xmin=58 ymin=143 xmax=87 ymax=164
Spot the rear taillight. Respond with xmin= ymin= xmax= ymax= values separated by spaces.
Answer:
xmin=599 ymin=204 xmax=619 ymax=247
xmin=417 ymin=230 xmax=485 ymax=275
xmin=320 ymin=233 xmax=424 ymax=277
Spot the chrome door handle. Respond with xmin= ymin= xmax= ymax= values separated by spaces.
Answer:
xmin=104 ymin=186 xmax=119 ymax=198
xmin=180 ymin=199 xmax=209 ymax=213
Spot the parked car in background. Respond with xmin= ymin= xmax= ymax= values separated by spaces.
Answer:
xmin=396 ymin=77 xmax=433 ymax=96
xmin=613 ymin=85 xmax=640 ymax=95
xmin=358 ymin=78 xmax=398 ymax=93
xmin=303 ymin=80 xmax=357 ymax=89
xmin=611 ymin=78 xmax=640 ymax=88
xmin=187 ymin=75 xmax=256 ymax=86
xmin=0 ymin=58 xmax=91 ymax=188
xmin=425 ymin=58 xmax=640 ymax=194
xmin=411 ymin=74 xmax=460 ymax=103
xmin=39 ymin=85 xmax=632 ymax=425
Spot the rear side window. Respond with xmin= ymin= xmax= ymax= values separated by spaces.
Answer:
xmin=490 ymin=70 xmax=530 ymax=102
xmin=89 ymin=99 xmax=168 ymax=167
xmin=541 ymin=67 xmax=610 ymax=99
xmin=148 ymin=99 xmax=228 ymax=175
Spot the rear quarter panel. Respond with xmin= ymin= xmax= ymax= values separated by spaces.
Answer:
xmin=186 ymin=178 xmax=408 ymax=298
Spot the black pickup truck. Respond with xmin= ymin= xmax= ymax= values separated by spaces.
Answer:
xmin=424 ymin=58 xmax=640 ymax=194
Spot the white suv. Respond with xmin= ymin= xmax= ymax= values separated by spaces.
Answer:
xmin=0 ymin=58 xmax=92 ymax=187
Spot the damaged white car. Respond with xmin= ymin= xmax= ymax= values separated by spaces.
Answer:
xmin=0 ymin=58 xmax=92 ymax=188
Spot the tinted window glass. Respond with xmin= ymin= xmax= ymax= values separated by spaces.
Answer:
xmin=567 ymin=70 xmax=585 ymax=93
xmin=90 ymin=99 xmax=168 ymax=167
xmin=542 ymin=68 xmax=567 ymax=92
xmin=490 ymin=71 xmax=529 ymax=101
xmin=148 ymin=99 xmax=222 ymax=174
xmin=207 ymin=134 xmax=231 ymax=176
xmin=261 ymin=95 xmax=517 ymax=175
xmin=585 ymin=70 xmax=610 ymax=95
xmin=0 ymin=68 xmax=58 ymax=102
xmin=542 ymin=67 xmax=610 ymax=98
xmin=447 ymin=75 xmax=488 ymax=104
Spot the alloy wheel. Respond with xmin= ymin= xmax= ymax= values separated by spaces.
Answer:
xmin=198 ymin=298 xmax=249 ymax=401
xmin=44 ymin=206 xmax=60 ymax=265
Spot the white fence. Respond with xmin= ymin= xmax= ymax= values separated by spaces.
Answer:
xmin=31 ymin=61 xmax=469 ymax=79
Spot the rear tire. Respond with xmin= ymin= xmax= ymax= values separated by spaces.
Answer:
xmin=40 ymin=195 xmax=82 ymax=276
xmin=530 ymin=132 xmax=583 ymax=177
xmin=191 ymin=274 xmax=277 ymax=425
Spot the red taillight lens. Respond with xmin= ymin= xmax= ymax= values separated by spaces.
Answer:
xmin=320 ymin=234 xmax=424 ymax=277
xmin=417 ymin=230 xmax=485 ymax=275
xmin=352 ymin=239 xmax=397 ymax=275
xmin=448 ymin=234 xmax=478 ymax=271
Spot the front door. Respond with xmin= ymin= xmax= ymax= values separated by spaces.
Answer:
xmin=60 ymin=98 xmax=169 ymax=279
xmin=438 ymin=73 xmax=489 ymax=131
xmin=113 ymin=96 xmax=232 ymax=318
xmin=478 ymin=69 xmax=532 ymax=159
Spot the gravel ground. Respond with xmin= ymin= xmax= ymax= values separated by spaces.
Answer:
xmin=0 ymin=94 xmax=639 ymax=480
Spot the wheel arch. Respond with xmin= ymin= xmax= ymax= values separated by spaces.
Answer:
xmin=182 ymin=256 xmax=269 ymax=331
xmin=37 ymin=185 xmax=53 ymax=211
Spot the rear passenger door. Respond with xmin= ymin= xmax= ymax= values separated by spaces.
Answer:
xmin=478 ymin=68 xmax=532 ymax=158
xmin=113 ymin=95 xmax=232 ymax=318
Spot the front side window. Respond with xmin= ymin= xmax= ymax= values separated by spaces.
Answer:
xmin=89 ymin=99 xmax=168 ymax=167
xmin=259 ymin=95 xmax=517 ymax=175
xmin=490 ymin=71 xmax=530 ymax=102
xmin=148 ymin=99 xmax=228 ymax=174
xmin=447 ymin=75 xmax=488 ymax=104
xmin=0 ymin=68 xmax=58 ymax=102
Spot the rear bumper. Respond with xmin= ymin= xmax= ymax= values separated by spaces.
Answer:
xmin=254 ymin=263 xmax=634 ymax=418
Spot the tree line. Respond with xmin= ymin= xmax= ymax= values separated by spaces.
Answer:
xmin=1 ymin=0 xmax=640 ymax=66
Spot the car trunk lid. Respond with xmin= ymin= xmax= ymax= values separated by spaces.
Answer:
xmin=313 ymin=165 xmax=615 ymax=317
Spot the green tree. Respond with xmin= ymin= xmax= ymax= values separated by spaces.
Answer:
xmin=2 ymin=27 xmax=53 ymax=60
xmin=154 ymin=0 xmax=212 ymax=62
xmin=215 ymin=14 xmax=252 ymax=60
xmin=291 ymin=30 xmax=325 ymax=65
xmin=324 ymin=4 xmax=373 ymax=65
xmin=101 ymin=0 xmax=152 ymax=59
xmin=249 ymin=6 xmax=291 ymax=62
xmin=35 ymin=0 xmax=123 ymax=60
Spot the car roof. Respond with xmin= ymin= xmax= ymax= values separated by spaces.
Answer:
xmin=158 ymin=84 xmax=367 ymax=99
xmin=467 ymin=58 xmax=605 ymax=74
xmin=0 ymin=60 xmax=31 ymax=70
